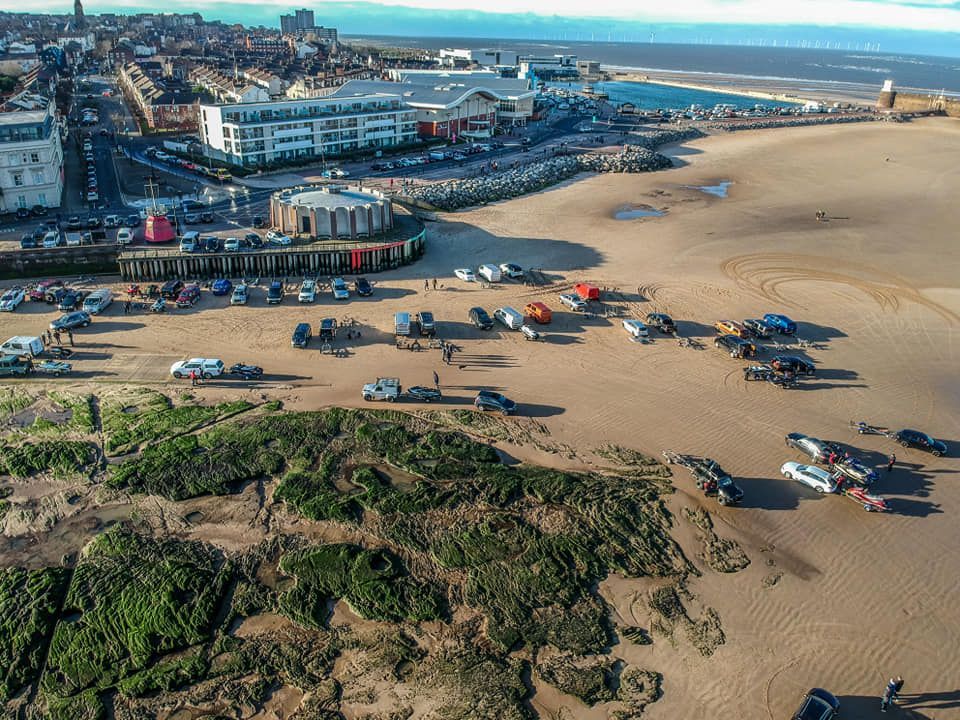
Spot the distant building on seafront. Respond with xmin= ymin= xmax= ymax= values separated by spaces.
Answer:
xmin=0 ymin=92 xmax=63 ymax=212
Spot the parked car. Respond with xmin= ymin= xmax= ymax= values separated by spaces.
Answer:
xmin=223 ymin=237 xmax=241 ymax=252
xmin=785 ymin=433 xmax=835 ymax=463
xmin=230 ymin=285 xmax=248 ymax=305
xmin=20 ymin=236 xmax=37 ymax=249
xmin=211 ymin=278 xmax=232 ymax=296
xmin=49 ymin=311 xmax=91 ymax=331
xmin=714 ymin=319 xmax=750 ymax=338
xmin=331 ymin=277 xmax=349 ymax=300
xmin=57 ymin=290 xmax=86 ymax=311
xmin=894 ymin=429 xmax=947 ymax=456
xmin=743 ymin=318 xmax=774 ymax=337
xmin=321 ymin=167 xmax=349 ymax=178
xmin=416 ymin=311 xmax=436 ymax=336
xmin=714 ymin=334 xmax=757 ymax=358
xmin=175 ymin=284 xmax=201 ymax=307
xmin=30 ymin=279 xmax=62 ymax=302
xmin=354 ymin=277 xmax=373 ymax=296
xmin=15 ymin=207 xmax=31 ymax=219
xmin=160 ymin=280 xmax=184 ymax=299
xmin=622 ymin=319 xmax=649 ymax=339
xmin=31 ymin=204 xmax=48 ymax=217
xmin=35 ymin=359 xmax=72 ymax=376
xmin=771 ymin=356 xmax=815 ymax=375
xmin=0 ymin=288 xmax=26 ymax=312
xmin=102 ymin=214 xmax=121 ymax=228
xmin=179 ymin=233 xmax=199 ymax=253
xmin=201 ymin=211 xmax=214 ymax=223
xmin=362 ymin=377 xmax=401 ymax=402
xmin=126 ymin=214 xmax=141 ymax=227
xmin=86 ymin=216 xmax=102 ymax=229
xmin=42 ymin=231 xmax=61 ymax=248
xmin=474 ymin=390 xmax=517 ymax=415
xmin=204 ymin=236 xmax=220 ymax=253
xmin=763 ymin=313 xmax=797 ymax=334
xmin=319 ymin=317 xmax=337 ymax=341
xmin=520 ymin=324 xmax=542 ymax=341
xmin=524 ymin=302 xmax=552 ymax=324
xmin=170 ymin=358 xmax=225 ymax=379
xmin=252 ymin=215 xmax=264 ymax=228
xmin=0 ymin=354 xmax=33 ymax=377
xmin=645 ymin=312 xmax=676 ymax=333
xmin=469 ymin=307 xmax=494 ymax=330
xmin=298 ymin=280 xmax=317 ymax=303
xmin=184 ymin=212 xmax=201 ymax=224
xmin=454 ymin=268 xmax=476 ymax=282
xmin=267 ymin=231 xmax=292 ymax=246
xmin=791 ymin=688 xmax=839 ymax=720
xmin=245 ymin=232 xmax=263 ymax=248
xmin=66 ymin=216 xmax=82 ymax=231
xmin=267 ymin=281 xmax=284 ymax=304
xmin=292 ymin=322 xmax=312 ymax=348
xmin=559 ymin=293 xmax=587 ymax=311
xmin=228 ymin=362 xmax=263 ymax=380
xmin=407 ymin=386 xmax=442 ymax=402
xmin=780 ymin=462 xmax=837 ymax=493
xmin=499 ymin=263 xmax=524 ymax=279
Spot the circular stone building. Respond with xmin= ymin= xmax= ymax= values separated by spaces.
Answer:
xmin=270 ymin=185 xmax=394 ymax=241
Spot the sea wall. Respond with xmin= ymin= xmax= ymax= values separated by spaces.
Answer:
xmin=405 ymin=128 xmax=703 ymax=212
xmin=878 ymin=90 xmax=960 ymax=118
xmin=0 ymin=245 xmax=119 ymax=280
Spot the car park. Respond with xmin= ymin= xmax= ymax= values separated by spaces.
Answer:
xmin=645 ymin=313 xmax=676 ymax=333
xmin=175 ymin=284 xmax=201 ymax=307
xmin=49 ymin=311 xmax=91 ymax=331
xmin=469 ymin=307 xmax=494 ymax=330
xmin=763 ymin=313 xmax=797 ymax=334
xmin=267 ymin=281 xmax=284 ymax=304
xmin=622 ymin=318 xmax=649 ymax=339
xmin=292 ymin=322 xmax=312 ymax=348
xmin=791 ymin=688 xmax=839 ymax=720
xmin=0 ymin=288 xmax=26 ymax=312
xmin=416 ymin=311 xmax=436 ymax=336
xmin=407 ymin=386 xmax=442 ymax=402
xmin=780 ymin=462 xmax=837 ymax=493
xmin=298 ymin=280 xmax=317 ymax=303
xmin=212 ymin=279 xmax=232 ymax=296
xmin=223 ymin=237 xmax=241 ymax=252
xmin=454 ymin=268 xmax=476 ymax=282
xmin=743 ymin=318 xmax=774 ymax=337
xmin=895 ymin=429 xmax=947 ymax=456
xmin=331 ymin=277 xmax=349 ymax=300
xmin=714 ymin=334 xmax=757 ymax=358
xmin=785 ymin=433 xmax=834 ymax=462
xmin=559 ymin=293 xmax=587 ymax=311
xmin=230 ymin=285 xmax=248 ymax=305
xmin=771 ymin=356 xmax=815 ymax=375
xmin=714 ymin=319 xmax=750 ymax=338
xmin=499 ymin=263 xmax=524 ymax=279
xmin=354 ymin=277 xmax=373 ymax=296
xmin=170 ymin=358 xmax=225 ymax=379
xmin=474 ymin=390 xmax=517 ymax=415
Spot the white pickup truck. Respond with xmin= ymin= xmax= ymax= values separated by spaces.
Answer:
xmin=170 ymin=358 xmax=225 ymax=379
xmin=362 ymin=377 xmax=401 ymax=402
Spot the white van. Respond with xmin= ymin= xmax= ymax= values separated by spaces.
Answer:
xmin=42 ymin=231 xmax=60 ymax=248
xmin=116 ymin=227 xmax=134 ymax=245
xmin=1 ymin=336 xmax=44 ymax=356
xmin=478 ymin=264 xmax=501 ymax=283
xmin=494 ymin=306 xmax=524 ymax=330
xmin=83 ymin=288 xmax=113 ymax=315
xmin=394 ymin=312 xmax=411 ymax=336
xmin=180 ymin=231 xmax=200 ymax=253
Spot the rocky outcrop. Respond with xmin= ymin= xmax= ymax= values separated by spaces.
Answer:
xmin=700 ymin=114 xmax=881 ymax=132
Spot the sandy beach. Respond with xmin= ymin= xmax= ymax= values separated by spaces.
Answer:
xmin=2 ymin=117 xmax=958 ymax=718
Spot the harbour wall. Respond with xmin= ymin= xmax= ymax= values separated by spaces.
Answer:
xmin=877 ymin=89 xmax=960 ymax=117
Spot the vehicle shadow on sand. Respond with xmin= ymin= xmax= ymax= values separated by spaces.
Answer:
xmin=722 ymin=476 xmax=810 ymax=511
xmin=838 ymin=693 xmax=944 ymax=718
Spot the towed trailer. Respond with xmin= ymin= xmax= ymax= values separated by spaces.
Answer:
xmin=840 ymin=485 xmax=890 ymax=512
xmin=849 ymin=420 xmax=896 ymax=438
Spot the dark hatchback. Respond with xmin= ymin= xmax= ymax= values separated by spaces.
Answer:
xmin=714 ymin=334 xmax=757 ymax=358
xmin=292 ymin=322 xmax=312 ymax=348
xmin=267 ymin=281 xmax=284 ymax=304
xmin=771 ymin=355 xmax=816 ymax=375
xmin=895 ymin=429 xmax=947 ymax=457
xmin=792 ymin=688 xmax=839 ymax=720
xmin=474 ymin=390 xmax=517 ymax=415
xmin=160 ymin=279 xmax=184 ymax=299
xmin=469 ymin=306 xmax=494 ymax=330
xmin=354 ymin=277 xmax=373 ymax=296
xmin=645 ymin=312 xmax=676 ymax=333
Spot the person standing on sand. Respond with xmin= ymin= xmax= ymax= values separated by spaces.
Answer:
xmin=881 ymin=676 xmax=903 ymax=711
xmin=887 ymin=453 xmax=896 ymax=472
xmin=189 ymin=370 xmax=197 ymax=387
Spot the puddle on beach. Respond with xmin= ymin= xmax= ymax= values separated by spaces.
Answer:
xmin=690 ymin=181 xmax=733 ymax=197
xmin=614 ymin=205 xmax=666 ymax=220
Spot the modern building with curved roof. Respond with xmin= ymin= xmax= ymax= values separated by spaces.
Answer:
xmin=269 ymin=184 xmax=394 ymax=240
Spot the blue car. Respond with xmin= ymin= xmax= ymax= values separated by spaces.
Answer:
xmin=212 ymin=278 xmax=233 ymax=296
xmin=763 ymin=313 xmax=797 ymax=335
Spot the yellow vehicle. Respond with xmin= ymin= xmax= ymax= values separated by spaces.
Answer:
xmin=714 ymin=319 xmax=750 ymax=339
xmin=214 ymin=168 xmax=232 ymax=181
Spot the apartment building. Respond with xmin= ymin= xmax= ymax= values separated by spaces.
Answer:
xmin=0 ymin=92 xmax=63 ymax=212
xmin=199 ymin=94 xmax=417 ymax=167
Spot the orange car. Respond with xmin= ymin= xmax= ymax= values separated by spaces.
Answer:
xmin=524 ymin=302 xmax=552 ymax=324
xmin=714 ymin=320 xmax=750 ymax=339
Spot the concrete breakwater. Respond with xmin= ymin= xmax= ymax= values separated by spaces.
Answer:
xmin=406 ymin=145 xmax=676 ymax=212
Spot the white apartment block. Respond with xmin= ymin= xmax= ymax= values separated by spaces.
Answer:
xmin=199 ymin=94 xmax=417 ymax=167
xmin=0 ymin=93 xmax=63 ymax=212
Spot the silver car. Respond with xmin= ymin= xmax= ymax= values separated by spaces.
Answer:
xmin=781 ymin=462 xmax=836 ymax=493
xmin=785 ymin=433 xmax=832 ymax=463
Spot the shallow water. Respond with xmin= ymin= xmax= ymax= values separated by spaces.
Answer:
xmin=615 ymin=206 xmax=666 ymax=219
xmin=691 ymin=181 xmax=733 ymax=197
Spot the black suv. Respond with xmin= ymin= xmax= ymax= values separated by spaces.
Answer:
xmin=771 ymin=355 xmax=815 ymax=375
xmin=469 ymin=307 xmax=493 ymax=330
xmin=474 ymin=390 xmax=516 ymax=415
xmin=160 ymin=279 xmax=184 ymax=299
xmin=895 ymin=429 xmax=947 ymax=457
xmin=645 ymin=312 xmax=676 ymax=333
xmin=245 ymin=233 xmax=263 ymax=248
xmin=354 ymin=277 xmax=373 ymax=296
xmin=743 ymin=318 xmax=774 ymax=337
xmin=714 ymin=334 xmax=756 ymax=358
xmin=66 ymin=216 xmax=82 ymax=231
xmin=291 ymin=323 xmax=312 ymax=348
xmin=267 ymin=281 xmax=284 ymax=304
xmin=417 ymin=311 xmax=436 ymax=336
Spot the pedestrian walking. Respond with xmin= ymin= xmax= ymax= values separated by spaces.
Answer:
xmin=189 ymin=370 xmax=197 ymax=387
xmin=433 ymin=370 xmax=439 ymax=389
xmin=67 ymin=330 xmax=74 ymax=347
xmin=54 ymin=330 xmax=61 ymax=345
xmin=432 ymin=277 xmax=437 ymax=290
xmin=887 ymin=453 xmax=896 ymax=472
xmin=881 ymin=676 xmax=903 ymax=712
xmin=424 ymin=279 xmax=429 ymax=291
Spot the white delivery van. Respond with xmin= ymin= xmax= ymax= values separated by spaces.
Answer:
xmin=478 ymin=264 xmax=501 ymax=283
xmin=116 ymin=227 xmax=134 ymax=245
xmin=1 ymin=336 xmax=44 ymax=356
xmin=179 ymin=231 xmax=200 ymax=253
xmin=494 ymin=306 xmax=524 ymax=330
xmin=429 ymin=150 xmax=447 ymax=161
xmin=394 ymin=312 xmax=411 ymax=336
xmin=83 ymin=288 xmax=113 ymax=315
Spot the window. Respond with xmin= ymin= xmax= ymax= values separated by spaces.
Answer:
xmin=37 ymin=193 xmax=46 ymax=205
xmin=12 ymin=173 xmax=24 ymax=187
xmin=17 ymin=195 xmax=26 ymax=208
xmin=30 ymin=152 xmax=40 ymax=163
xmin=33 ymin=170 xmax=45 ymax=184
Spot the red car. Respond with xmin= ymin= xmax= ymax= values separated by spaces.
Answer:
xmin=175 ymin=284 xmax=201 ymax=308
xmin=30 ymin=279 xmax=63 ymax=302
